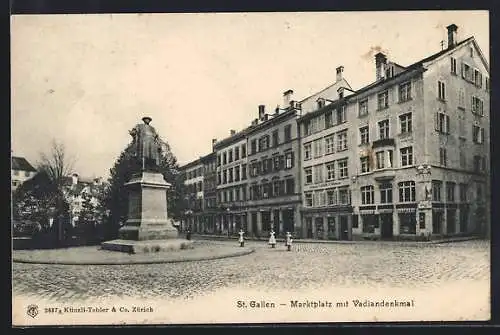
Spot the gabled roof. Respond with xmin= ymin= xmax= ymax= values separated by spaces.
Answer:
xmin=299 ymin=78 xmax=353 ymax=104
xmin=11 ymin=156 xmax=37 ymax=172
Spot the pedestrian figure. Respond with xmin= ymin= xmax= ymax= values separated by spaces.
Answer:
xmin=285 ymin=231 xmax=293 ymax=251
xmin=238 ymin=229 xmax=245 ymax=247
xmin=268 ymin=230 xmax=276 ymax=248
xmin=186 ymin=228 xmax=192 ymax=240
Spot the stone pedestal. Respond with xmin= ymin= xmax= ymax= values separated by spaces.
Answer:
xmin=101 ymin=171 xmax=190 ymax=254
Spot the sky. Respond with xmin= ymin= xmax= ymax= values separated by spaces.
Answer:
xmin=11 ymin=11 xmax=489 ymax=179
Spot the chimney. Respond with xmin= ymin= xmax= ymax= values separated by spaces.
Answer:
xmin=258 ymin=105 xmax=266 ymax=121
xmin=72 ymin=173 xmax=79 ymax=185
xmin=336 ymin=66 xmax=344 ymax=82
xmin=375 ymin=52 xmax=387 ymax=81
xmin=283 ymin=89 xmax=294 ymax=107
xmin=230 ymin=129 xmax=236 ymax=136
xmin=274 ymin=105 xmax=280 ymax=115
xmin=447 ymin=24 xmax=458 ymax=49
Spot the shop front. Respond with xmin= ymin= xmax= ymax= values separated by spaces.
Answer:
xmin=301 ymin=205 xmax=353 ymax=240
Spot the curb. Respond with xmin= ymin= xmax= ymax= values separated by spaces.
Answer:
xmin=12 ymin=248 xmax=255 ymax=266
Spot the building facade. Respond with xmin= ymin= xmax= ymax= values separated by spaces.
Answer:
xmin=214 ymin=129 xmax=249 ymax=235
xmin=179 ymin=23 xmax=489 ymax=240
xmin=181 ymin=159 xmax=204 ymax=232
xmin=11 ymin=156 xmax=37 ymax=192
xmin=245 ymin=98 xmax=302 ymax=238
xmin=200 ymin=151 xmax=217 ymax=233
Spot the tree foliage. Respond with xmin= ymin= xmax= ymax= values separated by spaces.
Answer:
xmin=101 ymin=137 xmax=183 ymax=240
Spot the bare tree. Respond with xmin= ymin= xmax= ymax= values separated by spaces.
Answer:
xmin=37 ymin=139 xmax=75 ymax=188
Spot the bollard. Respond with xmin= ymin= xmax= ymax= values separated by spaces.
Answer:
xmin=285 ymin=232 xmax=292 ymax=251
xmin=238 ymin=229 xmax=245 ymax=247
xmin=268 ymin=230 xmax=276 ymax=248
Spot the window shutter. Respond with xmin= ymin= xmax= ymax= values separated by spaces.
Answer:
xmin=461 ymin=63 xmax=465 ymax=78
xmin=471 ymin=96 xmax=474 ymax=112
xmin=434 ymin=113 xmax=439 ymax=131
xmin=446 ymin=115 xmax=450 ymax=134
xmin=481 ymin=128 xmax=485 ymax=143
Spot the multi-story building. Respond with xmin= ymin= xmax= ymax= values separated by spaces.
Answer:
xmin=298 ymin=82 xmax=357 ymax=240
xmin=11 ymin=156 xmax=37 ymax=192
xmin=62 ymin=173 xmax=105 ymax=226
xmin=180 ymin=159 xmax=204 ymax=232
xmin=200 ymin=151 xmax=217 ymax=233
xmin=214 ymin=129 xmax=249 ymax=235
xmin=316 ymin=23 xmax=489 ymax=240
xmin=245 ymin=95 xmax=302 ymax=238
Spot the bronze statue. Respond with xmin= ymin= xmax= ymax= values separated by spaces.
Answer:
xmin=129 ymin=117 xmax=163 ymax=171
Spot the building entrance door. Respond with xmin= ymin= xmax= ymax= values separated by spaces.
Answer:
xmin=340 ymin=216 xmax=349 ymax=240
xmin=306 ymin=218 xmax=313 ymax=238
xmin=273 ymin=210 xmax=280 ymax=235
xmin=432 ymin=211 xmax=443 ymax=235
xmin=283 ymin=209 xmax=294 ymax=233
xmin=380 ymin=213 xmax=393 ymax=239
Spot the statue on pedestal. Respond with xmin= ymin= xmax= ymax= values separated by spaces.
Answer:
xmin=129 ymin=117 xmax=163 ymax=172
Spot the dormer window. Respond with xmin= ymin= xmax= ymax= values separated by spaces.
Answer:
xmin=317 ymin=98 xmax=326 ymax=109
xmin=385 ymin=65 xmax=394 ymax=78
xmin=338 ymin=88 xmax=344 ymax=99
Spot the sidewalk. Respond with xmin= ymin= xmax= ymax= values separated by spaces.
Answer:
xmin=190 ymin=233 xmax=481 ymax=245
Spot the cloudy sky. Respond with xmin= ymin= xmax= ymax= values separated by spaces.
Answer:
xmin=11 ymin=11 xmax=489 ymax=179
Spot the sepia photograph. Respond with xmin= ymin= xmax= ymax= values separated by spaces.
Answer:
xmin=11 ymin=10 xmax=490 ymax=325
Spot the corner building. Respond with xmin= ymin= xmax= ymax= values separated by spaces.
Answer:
xmin=245 ymin=100 xmax=301 ymax=238
xmin=346 ymin=24 xmax=489 ymax=240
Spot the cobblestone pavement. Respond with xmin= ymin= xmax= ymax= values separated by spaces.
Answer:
xmin=12 ymin=240 xmax=489 ymax=303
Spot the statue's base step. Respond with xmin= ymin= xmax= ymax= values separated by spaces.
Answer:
xmin=101 ymin=239 xmax=194 ymax=254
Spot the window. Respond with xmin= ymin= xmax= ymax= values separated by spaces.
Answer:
xmin=360 ymin=156 xmax=370 ymax=173
xmin=262 ymin=158 xmax=270 ymax=174
xmin=378 ymin=119 xmax=390 ymax=139
xmin=376 ymin=151 xmax=385 ymax=169
xmin=327 ymin=217 xmax=336 ymax=233
xmin=285 ymin=151 xmax=294 ymax=169
xmin=228 ymin=149 xmax=233 ymax=163
xmin=234 ymin=166 xmax=240 ymax=181
xmin=304 ymin=143 xmax=312 ymax=160
xmin=439 ymin=147 xmax=447 ymax=167
xmin=223 ymin=152 xmax=227 ymax=165
xmin=359 ymin=99 xmax=368 ymax=116
xmin=305 ymin=192 xmax=313 ymax=207
xmin=360 ymin=126 xmax=370 ymax=144
xmin=398 ymin=181 xmax=416 ymax=202
xmin=473 ymin=69 xmax=483 ymax=87
xmin=241 ymin=144 xmax=246 ymax=158
xmin=272 ymin=130 xmax=279 ymax=147
xmin=326 ymin=162 xmax=335 ymax=180
xmin=241 ymin=164 xmax=247 ymax=180
xmin=259 ymin=135 xmax=269 ymax=151
xmin=251 ymin=140 xmax=257 ymax=154
xmin=399 ymin=213 xmax=416 ymax=234
xmin=451 ymin=57 xmax=457 ymax=74
xmin=446 ymin=182 xmax=455 ymax=202
xmin=273 ymin=180 xmax=281 ymax=197
xmin=286 ymin=178 xmax=295 ymax=195
xmin=223 ymin=170 xmax=227 ymax=184
xmin=473 ymin=155 xmax=486 ymax=173
xmin=462 ymin=63 xmax=472 ymax=81
xmin=217 ymin=154 xmax=221 ymax=166
xmin=400 ymin=146 xmax=413 ymax=166
xmin=438 ymin=81 xmax=446 ymax=100
xmin=325 ymin=111 xmax=333 ymax=128
xmin=399 ymin=82 xmax=412 ymax=102
xmin=327 ymin=189 xmax=337 ymax=205
xmin=399 ymin=113 xmax=412 ymax=134
xmin=304 ymin=121 xmax=312 ymax=136
xmin=380 ymin=183 xmax=393 ymax=203
xmin=377 ymin=90 xmax=389 ymax=110
xmin=305 ymin=168 xmax=313 ymax=184
xmin=337 ymin=130 xmax=347 ymax=151
xmin=338 ymin=159 xmax=348 ymax=178
xmin=284 ymin=125 xmax=292 ymax=142
xmin=317 ymin=98 xmax=326 ymax=109
xmin=338 ymin=187 xmax=350 ymax=205
xmin=24 ymin=171 xmax=30 ymax=177
xmin=435 ymin=112 xmax=450 ymax=134
xmin=235 ymin=147 xmax=240 ymax=161
xmin=432 ymin=180 xmax=442 ymax=202
xmin=325 ymin=135 xmax=335 ymax=154
xmin=337 ymin=106 xmax=347 ymax=124
xmin=273 ymin=156 xmax=280 ymax=170
xmin=314 ymin=165 xmax=324 ymax=184
xmin=228 ymin=168 xmax=233 ymax=183
xmin=217 ymin=172 xmax=221 ymax=185
xmin=361 ymin=185 xmax=375 ymax=205
xmin=459 ymin=149 xmax=466 ymax=169
xmin=486 ymin=77 xmax=490 ymax=91
xmin=459 ymin=183 xmax=467 ymax=202
xmin=471 ymin=96 xmax=484 ymax=116
xmin=458 ymin=88 xmax=465 ymax=108
xmin=313 ymin=139 xmax=323 ymax=158
xmin=458 ymin=114 xmax=466 ymax=138
xmin=472 ymin=125 xmax=485 ymax=144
